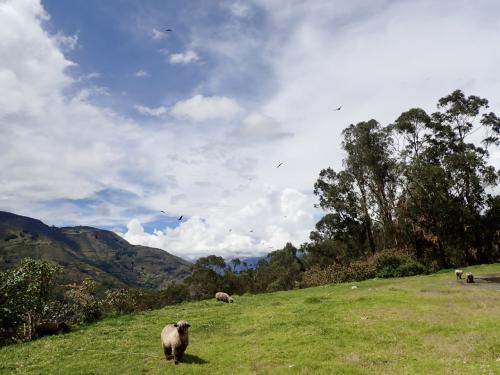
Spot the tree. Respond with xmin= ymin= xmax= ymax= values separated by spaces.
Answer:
xmin=184 ymin=255 xmax=226 ymax=299
xmin=313 ymin=90 xmax=499 ymax=268
xmin=253 ymin=243 xmax=304 ymax=292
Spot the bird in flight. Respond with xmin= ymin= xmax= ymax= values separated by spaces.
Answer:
xmin=164 ymin=28 xmax=173 ymax=32
xmin=334 ymin=105 xmax=343 ymax=111
xmin=178 ymin=215 xmax=183 ymax=221
xmin=249 ymin=229 xmax=254 ymax=233
xmin=160 ymin=210 xmax=167 ymax=214
xmin=276 ymin=162 xmax=284 ymax=168
xmin=229 ymin=229 xmax=232 ymax=232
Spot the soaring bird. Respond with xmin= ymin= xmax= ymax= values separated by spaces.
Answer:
xmin=276 ymin=162 xmax=284 ymax=168
xmin=334 ymin=105 xmax=343 ymax=111
xmin=178 ymin=215 xmax=183 ymax=221
xmin=164 ymin=28 xmax=173 ymax=32
xmin=249 ymin=229 xmax=254 ymax=233
xmin=160 ymin=210 xmax=167 ymax=213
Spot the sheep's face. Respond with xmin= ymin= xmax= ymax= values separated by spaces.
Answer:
xmin=229 ymin=298 xmax=234 ymax=303
xmin=174 ymin=320 xmax=191 ymax=334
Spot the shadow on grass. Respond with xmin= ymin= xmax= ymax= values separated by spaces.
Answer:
xmin=182 ymin=354 xmax=208 ymax=365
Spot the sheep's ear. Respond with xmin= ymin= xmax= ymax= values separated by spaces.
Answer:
xmin=174 ymin=324 xmax=178 ymax=327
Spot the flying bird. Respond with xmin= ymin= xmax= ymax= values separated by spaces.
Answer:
xmin=334 ymin=105 xmax=343 ymax=111
xmin=164 ymin=28 xmax=173 ymax=32
xmin=249 ymin=229 xmax=254 ymax=233
xmin=229 ymin=229 xmax=232 ymax=232
xmin=178 ymin=215 xmax=183 ymax=221
xmin=160 ymin=210 xmax=167 ymax=213
xmin=276 ymin=162 xmax=284 ymax=168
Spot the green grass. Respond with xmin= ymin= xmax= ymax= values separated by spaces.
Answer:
xmin=2 ymin=264 xmax=500 ymax=374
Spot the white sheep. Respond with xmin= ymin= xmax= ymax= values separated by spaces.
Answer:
xmin=215 ymin=292 xmax=234 ymax=303
xmin=161 ymin=320 xmax=190 ymax=364
xmin=455 ymin=269 xmax=463 ymax=280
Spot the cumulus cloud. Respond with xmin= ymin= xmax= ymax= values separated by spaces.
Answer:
xmin=169 ymin=50 xmax=200 ymax=64
xmin=134 ymin=104 xmax=167 ymax=117
xmin=135 ymin=69 xmax=149 ymax=77
xmin=119 ymin=186 xmax=316 ymax=260
xmin=170 ymin=94 xmax=242 ymax=122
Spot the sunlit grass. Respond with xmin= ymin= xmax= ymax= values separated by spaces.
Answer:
xmin=1 ymin=264 xmax=500 ymax=374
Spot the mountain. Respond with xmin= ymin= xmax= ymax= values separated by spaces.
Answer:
xmin=0 ymin=211 xmax=192 ymax=289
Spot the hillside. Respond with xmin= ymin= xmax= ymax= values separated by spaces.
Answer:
xmin=0 ymin=211 xmax=191 ymax=289
xmin=1 ymin=263 xmax=499 ymax=374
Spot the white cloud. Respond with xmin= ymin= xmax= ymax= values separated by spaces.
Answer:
xmin=225 ymin=1 xmax=252 ymax=18
xmin=151 ymin=28 xmax=166 ymax=41
xmin=135 ymin=69 xmax=149 ymax=77
xmin=134 ymin=104 xmax=167 ymax=117
xmin=119 ymin=186 xmax=316 ymax=260
xmin=53 ymin=31 xmax=78 ymax=51
xmin=169 ymin=50 xmax=200 ymax=64
xmin=2 ymin=0 xmax=500 ymax=262
xmin=230 ymin=112 xmax=293 ymax=142
xmin=170 ymin=94 xmax=242 ymax=122
xmin=82 ymin=72 xmax=100 ymax=80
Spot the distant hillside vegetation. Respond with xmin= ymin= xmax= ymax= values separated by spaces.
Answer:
xmin=0 ymin=211 xmax=191 ymax=289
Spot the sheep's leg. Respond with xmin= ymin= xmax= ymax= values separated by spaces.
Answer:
xmin=173 ymin=353 xmax=182 ymax=364
xmin=163 ymin=345 xmax=172 ymax=359
xmin=173 ymin=348 xmax=185 ymax=364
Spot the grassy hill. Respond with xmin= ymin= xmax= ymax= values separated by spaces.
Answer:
xmin=0 ymin=211 xmax=191 ymax=289
xmin=1 ymin=264 xmax=499 ymax=374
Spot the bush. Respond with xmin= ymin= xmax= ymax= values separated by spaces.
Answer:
xmin=303 ymin=249 xmax=426 ymax=287
xmin=373 ymin=249 xmax=426 ymax=278
xmin=303 ymin=259 xmax=376 ymax=287
xmin=0 ymin=258 xmax=62 ymax=345
xmin=103 ymin=282 xmax=191 ymax=315
xmin=65 ymin=278 xmax=102 ymax=324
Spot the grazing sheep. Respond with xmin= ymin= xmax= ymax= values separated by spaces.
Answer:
xmin=161 ymin=320 xmax=190 ymax=364
xmin=466 ymin=272 xmax=474 ymax=283
xmin=215 ymin=292 xmax=234 ymax=303
xmin=455 ymin=269 xmax=463 ymax=279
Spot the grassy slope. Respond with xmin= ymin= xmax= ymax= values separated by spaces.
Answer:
xmin=1 ymin=264 xmax=500 ymax=375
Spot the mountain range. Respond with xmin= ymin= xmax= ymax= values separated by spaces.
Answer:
xmin=0 ymin=211 xmax=192 ymax=289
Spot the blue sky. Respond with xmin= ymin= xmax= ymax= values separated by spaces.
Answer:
xmin=42 ymin=0 xmax=272 ymax=119
xmin=1 ymin=0 xmax=500 ymax=260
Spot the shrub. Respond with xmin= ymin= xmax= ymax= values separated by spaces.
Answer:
xmin=103 ymin=282 xmax=191 ymax=315
xmin=65 ymin=278 xmax=102 ymax=324
xmin=303 ymin=259 xmax=376 ymax=287
xmin=373 ymin=249 xmax=426 ymax=278
xmin=0 ymin=258 xmax=62 ymax=345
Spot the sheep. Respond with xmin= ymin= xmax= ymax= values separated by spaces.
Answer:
xmin=215 ymin=292 xmax=234 ymax=303
xmin=455 ymin=269 xmax=463 ymax=279
xmin=160 ymin=320 xmax=191 ymax=364
xmin=466 ymin=272 xmax=474 ymax=283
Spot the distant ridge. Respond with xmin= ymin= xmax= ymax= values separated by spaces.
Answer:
xmin=0 ymin=211 xmax=192 ymax=289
